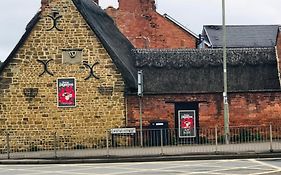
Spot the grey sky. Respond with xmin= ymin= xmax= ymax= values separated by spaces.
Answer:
xmin=0 ymin=0 xmax=280 ymax=61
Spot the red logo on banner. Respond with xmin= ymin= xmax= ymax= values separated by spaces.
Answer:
xmin=57 ymin=78 xmax=76 ymax=107
xmin=58 ymin=86 xmax=75 ymax=105
xmin=180 ymin=116 xmax=194 ymax=130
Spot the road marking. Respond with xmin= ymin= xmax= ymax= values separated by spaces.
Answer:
xmin=249 ymin=159 xmax=281 ymax=175
xmin=187 ymin=159 xmax=274 ymax=175
xmin=1 ymin=159 xmax=281 ymax=175
xmin=250 ymin=159 xmax=281 ymax=170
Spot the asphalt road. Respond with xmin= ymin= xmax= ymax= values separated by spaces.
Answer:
xmin=0 ymin=158 xmax=281 ymax=175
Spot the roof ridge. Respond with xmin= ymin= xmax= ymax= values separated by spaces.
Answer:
xmin=133 ymin=47 xmax=275 ymax=53
xmin=204 ymin=24 xmax=279 ymax=27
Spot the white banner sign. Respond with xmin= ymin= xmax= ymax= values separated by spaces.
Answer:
xmin=110 ymin=128 xmax=136 ymax=134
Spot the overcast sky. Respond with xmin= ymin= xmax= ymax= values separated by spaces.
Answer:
xmin=0 ymin=0 xmax=280 ymax=61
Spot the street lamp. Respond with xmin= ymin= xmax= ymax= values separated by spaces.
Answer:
xmin=222 ymin=0 xmax=230 ymax=144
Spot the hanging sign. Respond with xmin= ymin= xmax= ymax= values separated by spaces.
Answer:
xmin=57 ymin=78 xmax=76 ymax=107
xmin=178 ymin=110 xmax=196 ymax=138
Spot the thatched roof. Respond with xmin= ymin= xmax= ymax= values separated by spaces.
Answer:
xmin=134 ymin=48 xmax=280 ymax=94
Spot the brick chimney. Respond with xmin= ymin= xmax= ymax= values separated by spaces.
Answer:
xmin=41 ymin=0 xmax=50 ymax=11
xmin=118 ymin=0 xmax=156 ymax=12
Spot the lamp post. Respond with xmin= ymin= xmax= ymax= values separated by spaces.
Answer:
xmin=222 ymin=0 xmax=230 ymax=144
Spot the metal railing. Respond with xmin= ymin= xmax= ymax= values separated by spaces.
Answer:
xmin=0 ymin=125 xmax=280 ymax=159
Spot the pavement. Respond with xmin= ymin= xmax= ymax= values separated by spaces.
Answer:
xmin=1 ymin=152 xmax=281 ymax=164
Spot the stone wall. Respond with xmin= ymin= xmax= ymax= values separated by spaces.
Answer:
xmin=106 ymin=0 xmax=197 ymax=49
xmin=126 ymin=92 xmax=281 ymax=129
xmin=0 ymin=0 xmax=126 ymax=149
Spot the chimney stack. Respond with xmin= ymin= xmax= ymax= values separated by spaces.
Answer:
xmin=41 ymin=0 xmax=50 ymax=11
xmin=119 ymin=0 xmax=156 ymax=12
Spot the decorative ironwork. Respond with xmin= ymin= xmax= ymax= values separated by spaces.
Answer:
xmin=83 ymin=62 xmax=99 ymax=80
xmin=46 ymin=9 xmax=63 ymax=31
xmin=37 ymin=59 xmax=54 ymax=77
xmin=23 ymin=88 xmax=38 ymax=102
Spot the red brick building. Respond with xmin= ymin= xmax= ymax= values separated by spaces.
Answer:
xmin=127 ymin=48 xmax=281 ymax=130
xmin=105 ymin=0 xmax=198 ymax=48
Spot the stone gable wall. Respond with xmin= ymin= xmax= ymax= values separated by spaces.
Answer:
xmin=0 ymin=0 xmax=125 ymax=150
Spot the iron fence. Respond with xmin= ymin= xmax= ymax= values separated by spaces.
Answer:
xmin=0 ymin=125 xmax=280 ymax=159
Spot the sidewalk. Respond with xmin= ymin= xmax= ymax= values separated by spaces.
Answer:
xmin=1 ymin=141 xmax=281 ymax=164
xmin=1 ymin=152 xmax=281 ymax=164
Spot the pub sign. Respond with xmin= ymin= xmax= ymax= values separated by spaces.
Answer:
xmin=57 ymin=78 xmax=76 ymax=107
xmin=178 ymin=110 xmax=196 ymax=138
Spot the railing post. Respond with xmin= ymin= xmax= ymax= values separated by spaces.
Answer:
xmin=54 ymin=132 xmax=57 ymax=159
xmin=160 ymin=129 xmax=164 ymax=155
xmin=270 ymin=124 xmax=273 ymax=152
xmin=6 ymin=131 xmax=10 ymax=159
xmin=106 ymin=130 xmax=109 ymax=157
xmin=215 ymin=126 xmax=218 ymax=153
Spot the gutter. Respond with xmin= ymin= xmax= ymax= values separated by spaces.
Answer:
xmin=125 ymin=89 xmax=281 ymax=96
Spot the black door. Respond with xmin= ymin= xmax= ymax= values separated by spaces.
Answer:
xmin=175 ymin=102 xmax=199 ymax=143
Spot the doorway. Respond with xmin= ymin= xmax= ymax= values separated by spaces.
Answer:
xmin=175 ymin=102 xmax=199 ymax=143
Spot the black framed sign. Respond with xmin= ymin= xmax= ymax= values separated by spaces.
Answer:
xmin=178 ymin=110 xmax=196 ymax=138
xmin=57 ymin=78 xmax=76 ymax=107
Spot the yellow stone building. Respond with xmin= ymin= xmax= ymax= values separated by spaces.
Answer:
xmin=0 ymin=0 xmax=137 ymax=150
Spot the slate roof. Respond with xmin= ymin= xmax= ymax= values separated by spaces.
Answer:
xmin=72 ymin=0 xmax=137 ymax=90
xmin=0 ymin=0 xmax=137 ymax=90
xmin=134 ymin=47 xmax=280 ymax=94
xmin=203 ymin=25 xmax=279 ymax=48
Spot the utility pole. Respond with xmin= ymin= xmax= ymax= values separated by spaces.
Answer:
xmin=222 ymin=0 xmax=230 ymax=144
xmin=138 ymin=70 xmax=144 ymax=147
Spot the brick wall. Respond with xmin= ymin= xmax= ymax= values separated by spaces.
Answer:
xmin=126 ymin=92 xmax=281 ymax=129
xmin=0 ymin=0 xmax=126 ymax=148
xmin=106 ymin=0 xmax=197 ymax=48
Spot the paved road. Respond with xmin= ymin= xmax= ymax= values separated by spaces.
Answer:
xmin=0 ymin=158 xmax=281 ymax=175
